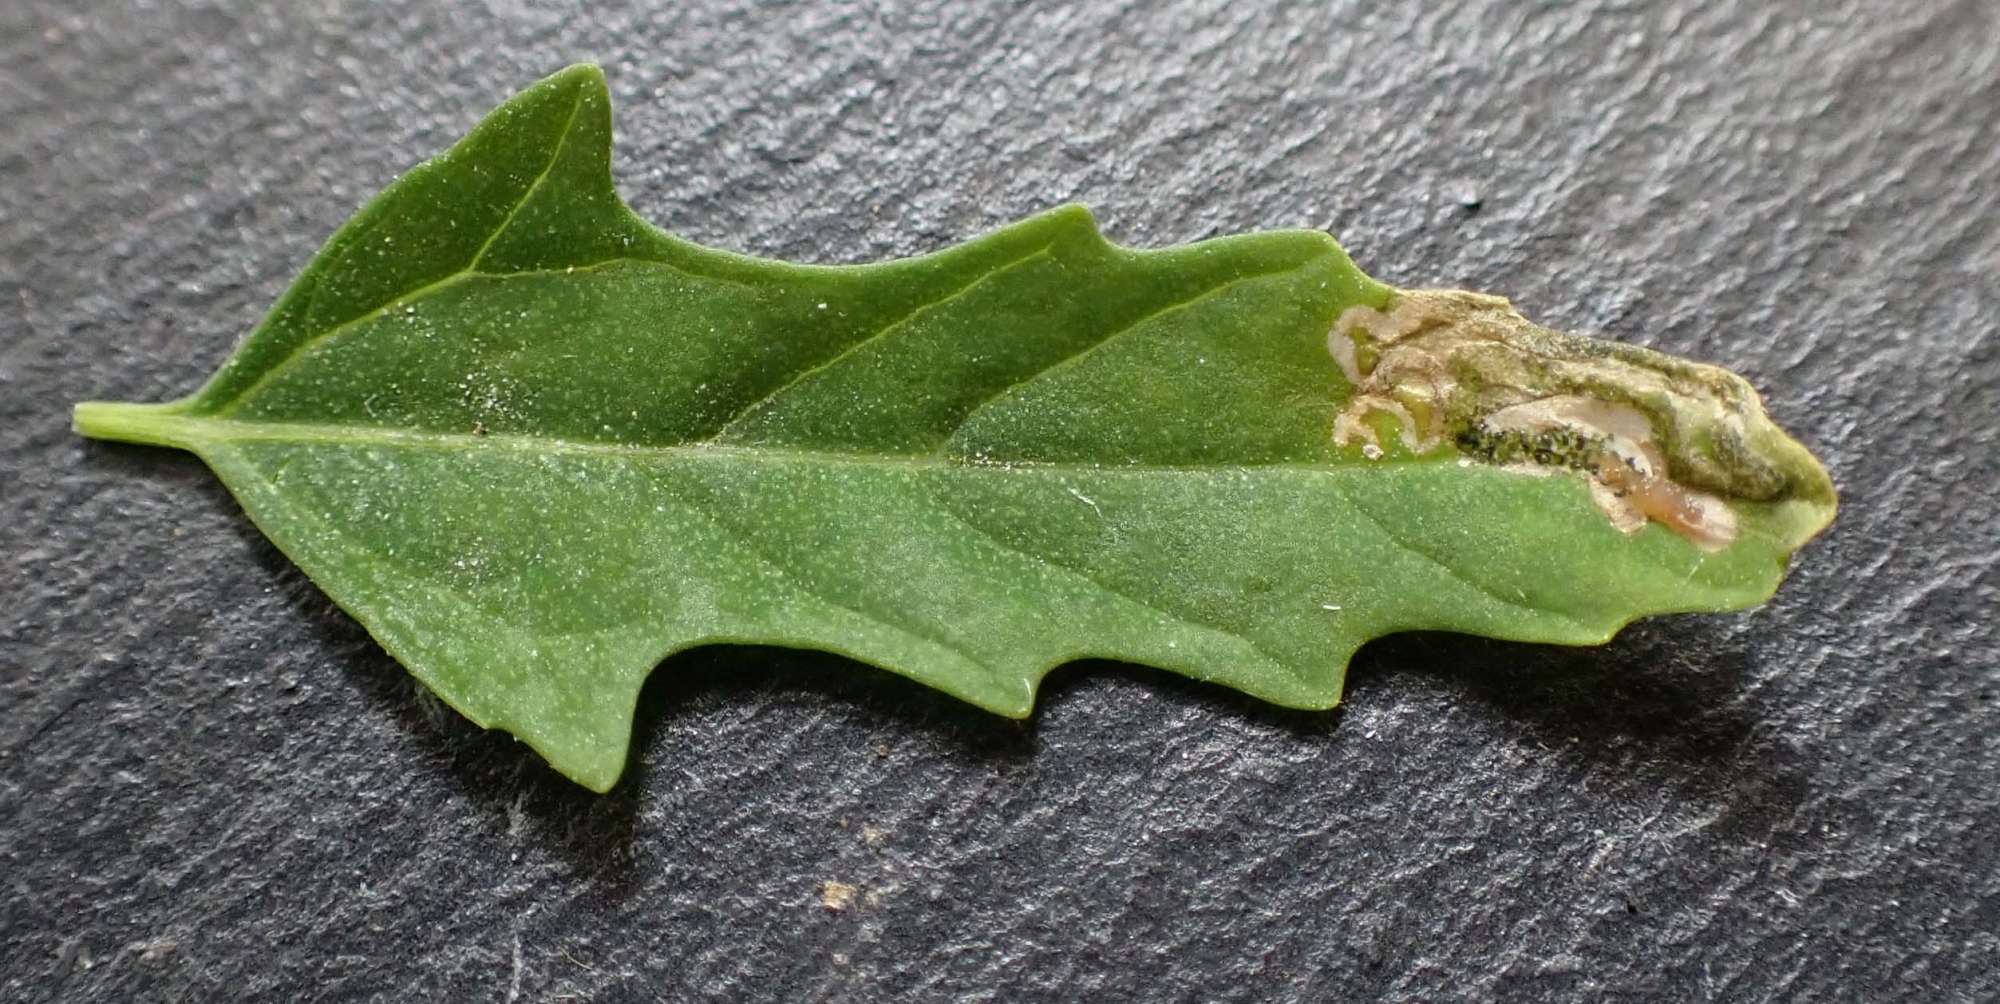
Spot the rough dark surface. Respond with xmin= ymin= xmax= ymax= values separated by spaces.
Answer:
xmin=3 ymin=2 xmax=1995 ymax=1000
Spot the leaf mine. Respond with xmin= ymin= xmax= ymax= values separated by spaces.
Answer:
xmin=1329 ymin=289 xmax=1835 ymax=551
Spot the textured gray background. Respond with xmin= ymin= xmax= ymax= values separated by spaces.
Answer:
xmin=2 ymin=1 xmax=1995 ymax=1001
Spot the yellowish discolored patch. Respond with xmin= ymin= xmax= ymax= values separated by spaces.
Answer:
xmin=1329 ymin=288 xmax=1830 ymax=551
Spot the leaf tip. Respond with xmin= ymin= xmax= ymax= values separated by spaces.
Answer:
xmin=539 ymin=61 xmax=611 ymax=102
xmin=1019 ymin=201 xmax=1108 ymax=251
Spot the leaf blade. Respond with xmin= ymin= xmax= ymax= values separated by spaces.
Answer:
xmin=74 ymin=65 xmax=1835 ymax=791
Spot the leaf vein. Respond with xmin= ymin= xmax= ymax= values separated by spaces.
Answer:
xmin=468 ymin=83 xmax=590 ymax=272
xmin=712 ymin=242 xmax=1059 ymax=439
xmin=1327 ymin=478 xmax=1585 ymax=626
xmin=160 ymin=414 xmax=1420 ymax=472
xmin=667 ymin=483 xmax=992 ymax=677
xmin=216 ymin=260 xmax=651 ymax=415
xmin=945 ymin=261 xmax=1305 ymax=445
xmin=927 ymin=500 xmax=1297 ymax=679
xmin=221 ymin=85 xmax=590 ymax=414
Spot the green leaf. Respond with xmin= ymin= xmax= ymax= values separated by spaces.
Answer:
xmin=74 ymin=65 xmax=1835 ymax=791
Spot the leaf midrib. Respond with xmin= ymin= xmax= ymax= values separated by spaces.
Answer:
xmin=93 ymin=409 xmax=1438 ymax=474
